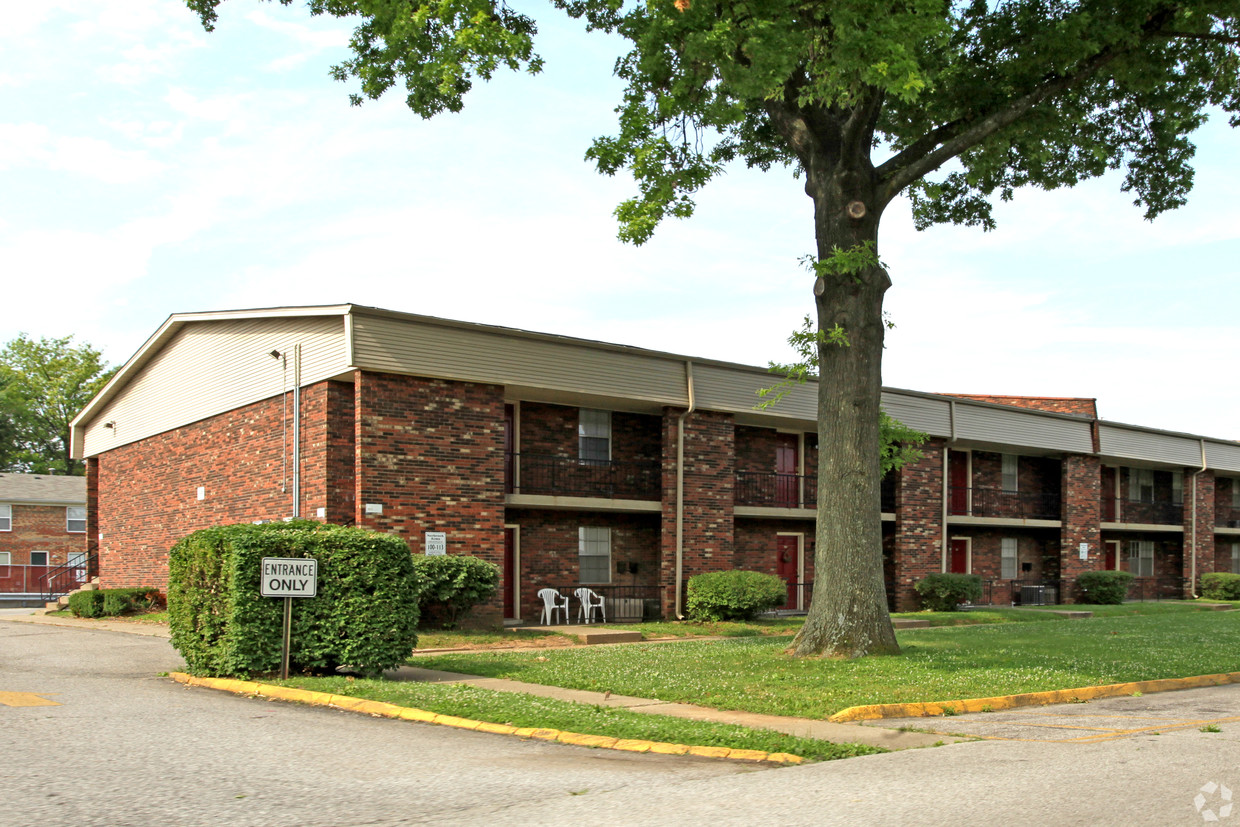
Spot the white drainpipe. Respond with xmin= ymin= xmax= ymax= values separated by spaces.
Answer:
xmin=1190 ymin=439 xmax=1207 ymax=598
xmin=674 ymin=361 xmax=696 ymax=619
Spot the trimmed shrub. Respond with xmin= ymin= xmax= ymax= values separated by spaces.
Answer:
xmin=685 ymin=570 xmax=787 ymax=621
xmin=1200 ymin=572 xmax=1240 ymax=601
xmin=410 ymin=554 xmax=500 ymax=629
xmin=67 ymin=587 xmax=160 ymax=618
xmin=1075 ymin=570 xmax=1134 ymax=605
xmin=168 ymin=521 xmax=421 ymax=679
xmin=914 ymin=573 xmax=983 ymax=611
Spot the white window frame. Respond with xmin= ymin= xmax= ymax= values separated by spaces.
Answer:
xmin=577 ymin=526 xmax=612 ymax=584
xmin=1128 ymin=540 xmax=1154 ymax=577
xmin=1232 ymin=481 xmax=1240 ymax=509
xmin=1000 ymin=537 xmax=1018 ymax=580
xmin=1001 ymin=454 xmax=1019 ymax=494
xmin=66 ymin=506 xmax=86 ymax=533
xmin=0 ymin=551 xmax=10 ymax=565
xmin=1232 ymin=543 xmax=1240 ymax=576
xmin=1171 ymin=471 xmax=1184 ymax=506
xmin=0 ymin=504 xmax=10 ymax=532
xmin=29 ymin=550 xmax=49 ymax=567
xmin=578 ymin=409 xmax=611 ymax=464
xmin=1128 ymin=468 xmax=1154 ymax=503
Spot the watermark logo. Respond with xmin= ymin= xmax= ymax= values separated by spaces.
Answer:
xmin=1195 ymin=781 xmax=1233 ymax=822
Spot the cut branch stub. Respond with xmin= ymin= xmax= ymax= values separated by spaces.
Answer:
xmin=846 ymin=200 xmax=867 ymax=219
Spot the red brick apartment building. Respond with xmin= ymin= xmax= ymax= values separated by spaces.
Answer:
xmin=0 ymin=473 xmax=88 ymax=598
xmin=68 ymin=305 xmax=1240 ymax=621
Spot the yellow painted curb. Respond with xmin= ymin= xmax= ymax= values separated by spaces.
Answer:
xmin=168 ymin=673 xmax=799 ymax=764
xmin=829 ymin=671 xmax=1240 ymax=722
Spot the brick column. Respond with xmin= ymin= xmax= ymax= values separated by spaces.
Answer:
xmin=660 ymin=408 xmax=734 ymax=618
xmin=85 ymin=456 xmax=100 ymax=582
xmin=891 ymin=438 xmax=946 ymax=611
xmin=1060 ymin=454 xmax=1101 ymax=600
xmin=1184 ymin=470 xmax=1216 ymax=595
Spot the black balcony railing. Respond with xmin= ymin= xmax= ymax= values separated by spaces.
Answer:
xmin=541 ymin=584 xmax=662 ymax=623
xmin=1216 ymin=506 xmax=1240 ymax=529
xmin=1127 ymin=576 xmax=1189 ymax=601
xmin=949 ymin=486 xmax=1060 ymax=520
xmin=735 ymin=471 xmax=816 ymax=508
xmin=39 ymin=554 xmax=95 ymax=601
xmin=1111 ymin=499 xmax=1184 ymax=526
xmin=507 ymin=453 xmax=660 ymax=500
xmin=880 ymin=476 xmax=896 ymax=512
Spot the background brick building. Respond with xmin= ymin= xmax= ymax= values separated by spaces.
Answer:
xmin=0 ymin=473 xmax=88 ymax=601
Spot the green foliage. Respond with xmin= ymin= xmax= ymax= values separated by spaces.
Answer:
xmin=67 ymin=587 xmax=159 ymax=618
xmin=1200 ymin=572 xmax=1240 ymax=601
xmin=914 ymin=573 xmax=983 ymax=612
xmin=0 ymin=334 xmax=115 ymax=474
xmin=410 ymin=554 xmax=500 ymax=628
xmin=168 ymin=521 xmax=421 ymax=679
xmin=1075 ymin=571 xmax=1134 ymax=605
xmin=686 ymin=570 xmax=787 ymax=621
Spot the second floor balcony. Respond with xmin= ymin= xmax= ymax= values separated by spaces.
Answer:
xmin=1103 ymin=497 xmax=1184 ymax=526
xmin=734 ymin=472 xmax=897 ymax=512
xmin=949 ymin=486 xmax=1060 ymax=521
xmin=506 ymin=453 xmax=661 ymax=501
xmin=1217 ymin=505 xmax=1240 ymax=529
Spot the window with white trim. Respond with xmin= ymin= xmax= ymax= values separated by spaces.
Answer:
xmin=578 ymin=409 xmax=611 ymax=465
xmin=0 ymin=504 xmax=10 ymax=532
xmin=1232 ymin=543 xmax=1240 ymax=576
xmin=66 ymin=506 xmax=86 ymax=533
xmin=578 ymin=526 xmax=611 ymax=583
xmin=30 ymin=551 xmax=48 ymax=567
xmin=1171 ymin=471 xmax=1184 ymax=505
xmin=0 ymin=552 xmax=10 ymax=565
xmin=1001 ymin=454 xmax=1019 ymax=494
xmin=1128 ymin=469 xmax=1154 ymax=503
xmin=1128 ymin=540 xmax=1154 ymax=577
xmin=1000 ymin=537 xmax=1018 ymax=580
xmin=1232 ymin=481 xmax=1240 ymax=509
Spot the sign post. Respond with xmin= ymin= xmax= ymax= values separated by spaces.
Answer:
xmin=260 ymin=557 xmax=318 ymax=680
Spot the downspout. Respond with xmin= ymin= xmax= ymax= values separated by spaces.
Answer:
xmin=674 ymin=361 xmax=696 ymax=619
xmin=942 ymin=400 xmax=957 ymax=570
xmin=292 ymin=343 xmax=301 ymax=519
xmin=1190 ymin=439 xmax=1207 ymax=598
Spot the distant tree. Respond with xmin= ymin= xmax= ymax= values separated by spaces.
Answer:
xmin=0 ymin=335 xmax=116 ymax=475
xmin=186 ymin=0 xmax=1239 ymax=657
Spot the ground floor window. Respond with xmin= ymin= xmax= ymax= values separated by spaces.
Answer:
xmin=1000 ymin=537 xmax=1018 ymax=580
xmin=0 ymin=551 xmax=10 ymax=565
xmin=1232 ymin=543 xmax=1240 ymax=575
xmin=30 ymin=551 xmax=48 ymax=567
xmin=1128 ymin=540 xmax=1154 ymax=577
xmin=578 ymin=526 xmax=611 ymax=583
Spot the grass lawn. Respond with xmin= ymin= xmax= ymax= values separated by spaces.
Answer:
xmin=275 ymin=675 xmax=884 ymax=762
xmin=411 ymin=610 xmax=1240 ymax=718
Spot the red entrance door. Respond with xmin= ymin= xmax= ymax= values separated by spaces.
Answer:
xmin=776 ymin=536 xmax=799 ymax=608
xmin=503 ymin=527 xmax=516 ymax=618
xmin=1104 ymin=540 xmax=1119 ymax=571
xmin=949 ymin=451 xmax=970 ymax=515
xmin=775 ymin=435 xmax=798 ymax=507
xmin=949 ymin=538 xmax=969 ymax=574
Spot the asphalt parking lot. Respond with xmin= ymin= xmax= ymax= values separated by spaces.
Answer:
xmin=870 ymin=685 xmax=1240 ymax=743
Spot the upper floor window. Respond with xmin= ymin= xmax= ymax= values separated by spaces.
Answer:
xmin=66 ymin=507 xmax=86 ymax=533
xmin=0 ymin=551 xmax=10 ymax=565
xmin=0 ymin=504 xmax=10 ymax=532
xmin=1171 ymin=471 xmax=1184 ymax=505
xmin=1001 ymin=454 xmax=1019 ymax=493
xmin=30 ymin=551 xmax=48 ymax=567
xmin=578 ymin=409 xmax=611 ymax=464
xmin=1232 ymin=481 xmax=1240 ymax=509
xmin=1128 ymin=469 xmax=1154 ymax=503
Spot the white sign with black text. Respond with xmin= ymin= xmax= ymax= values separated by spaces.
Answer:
xmin=425 ymin=532 xmax=447 ymax=556
xmin=261 ymin=557 xmax=318 ymax=598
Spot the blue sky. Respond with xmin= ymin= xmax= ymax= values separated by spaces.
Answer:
xmin=3 ymin=1 xmax=1238 ymax=439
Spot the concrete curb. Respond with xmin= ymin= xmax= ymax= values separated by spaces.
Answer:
xmin=831 ymin=671 xmax=1240 ymax=721
xmin=169 ymin=672 xmax=803 ymax=765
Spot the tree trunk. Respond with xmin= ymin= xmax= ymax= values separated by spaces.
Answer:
xmin=787 ymin=151 xmax=899 ymax=658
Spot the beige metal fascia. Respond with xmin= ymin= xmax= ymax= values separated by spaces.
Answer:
xmin=675 ymin=361 xmax=696 ymax=620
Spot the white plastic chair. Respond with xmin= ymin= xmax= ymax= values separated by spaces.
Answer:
xmin=574 ymin=587 xmax=606 ymax=624
xmin=538 ymin=588 xmax=569 ymax=625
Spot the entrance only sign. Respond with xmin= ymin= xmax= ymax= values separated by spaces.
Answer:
xmin=261 ymin=557 xmax=318 ymax=598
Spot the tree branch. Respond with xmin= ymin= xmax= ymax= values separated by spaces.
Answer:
xmin=1154 ymin=30 xmax=1240 ymax=45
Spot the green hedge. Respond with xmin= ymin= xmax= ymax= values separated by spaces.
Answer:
xmin=1075 ymin=570 xmax=1133 ymax=604
xmin=68 ymin=587 xmax=161 ymax=618
xmin=914 ymin=573 xmax=983 ymax=611
xmin=410 ymin=554 xmax=500 ymax=629
xmin=167 ymin=521 xmax=421 ymax=679
xmin=1200 ymin=572 xmax=1240 ymax=601
xmin=685 ymin=570 xmax=787 ymax=621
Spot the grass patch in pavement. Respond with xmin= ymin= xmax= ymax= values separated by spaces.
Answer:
xmin=412 ymin=611 xmax=1240 ymax=718
xmin=276 ymin=675 xmax=883 ymax=763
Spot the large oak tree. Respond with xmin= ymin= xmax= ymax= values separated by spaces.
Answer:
xmin=188 ymin=0 xmax=1239 ymax=657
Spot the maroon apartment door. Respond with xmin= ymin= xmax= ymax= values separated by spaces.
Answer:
xmin=949 ymin=451 xmax=969 ymax=515
xmin=776 ymin=535 xmax=799 ymax=608
xmin=775 ymin=435 xmax=798 ymax=507
xmin=1101 ymin=466 xmax=1116 ymax=522
xmin=503 ymin=527 xmax=516 ymax=618
xmin=949 ymin=538 xmax=969 ymax=574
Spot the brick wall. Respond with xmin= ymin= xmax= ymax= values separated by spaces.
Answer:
xmin=734 ymin=520 xmax=816 ymax=579
xmin=1215 ymin=478 xmax=1240 ymax=527
xmin=1060 ymin=454 xmax=1101 ymax=588
xmin=0 ymin=503 xmax=86 ymax=566
xmin=890 ymin=438 xmax=945 ymax=610
xmin=660 ymin=408 xmax=734 ymax=616
xmin=1215 ymin=539 xmax=1238 ymax=574
xmin=1184 ymin=471 xmax=1215 ymax=586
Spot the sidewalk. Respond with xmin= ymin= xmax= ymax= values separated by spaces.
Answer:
xmin=1 ymin=610 xmax=950 ymax=750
